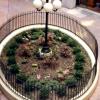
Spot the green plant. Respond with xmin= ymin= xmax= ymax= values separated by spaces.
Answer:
xmin=46 ymin=80 xmax=60 ymax=90
xmin=31 ymin=31 xmax=43 ymax=40
xmin=54 ymin=30 xmax=62 ymax=37
xmin=61 ymin=35 xmax=69 ymax=43
xmin=7 ymin=56 xmax=16 ymax=65
xmin=10 ymin=64 xmax=19 ymax=74
xmin=74 ymin=70 xmax=83 ymax=80
xmin=35 ymin=81 xmax=42 ymax=90
xmin=6 ymin=49 xmax=15 ymax=56
xmin=56 ymin=85 xmax=66 ymax=97
xmin=67 ymin=38 xmax=77 ymax=47
xmin=21 ymin=32 xmax=28 ymax=37
xmin=9 ymin=41 xmax=19 ymax=49
xmin=54 ymin=36 xmax=60 ymax=41
xmin=74 ymin=62 xmax=84 ymax=71
xmin=24 ymin=77 xmax=38 ymax=92
xmin=31 ymin=29 xmax=43 ymax=33
xmin=31 ymin=29 xmax=39 ymax=32
xmin=73 ymin=47 xmax=81 ymax=54
xmin=40 ymin=80 xmax=48 ymax=85
xmin=39 ymin=86 xmax=50 ymax=100
xmin=15 ymin=36 xmax=23 ymax=43
xmin=48 ymin=29 xmax=54 ymax=33
xmin=75 ymin=53 xmax=85 ymax=62
xmin=16 ymin=73 xmax=28 ymax=84
xmin=65 ymin=76 xmax=77 ymax=87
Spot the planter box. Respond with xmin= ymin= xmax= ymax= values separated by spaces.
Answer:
xmin=62 ymin=0 xmax=76 ymax=9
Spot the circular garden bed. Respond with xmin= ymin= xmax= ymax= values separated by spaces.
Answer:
xmin=0 ymin=28 xmax=92 ymax=100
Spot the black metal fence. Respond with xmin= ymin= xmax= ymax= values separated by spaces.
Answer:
xmin=0 ymin=11 xmax=98 ymax=100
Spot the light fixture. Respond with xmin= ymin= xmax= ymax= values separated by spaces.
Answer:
xmin=53 ymin=0 xmax=62 ymax=10
xmin=33 ymin=0 xmax=62 ymax=12
xmin=44 ymin=3 xmax=53 ymax=12
xmin=32 ymin=0 xmax=62 ymax=53
xmin=33 ymin=0 xmax=42 ymax=9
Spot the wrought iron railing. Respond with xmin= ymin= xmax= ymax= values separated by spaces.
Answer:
xmin=0 ymin=11 xmax=98 ymax=100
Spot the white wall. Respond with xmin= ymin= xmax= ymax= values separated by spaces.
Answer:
xmin=62 ymin=0 xmax=76 ymax=9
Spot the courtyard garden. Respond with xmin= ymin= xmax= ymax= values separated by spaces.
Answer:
xmin=0 ymin=28 xmax=92 ymax=100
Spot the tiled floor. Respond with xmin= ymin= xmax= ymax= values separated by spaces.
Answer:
xmin=0 ymin=0 xmax=100 ymax=100
xmin=88 ymin=7 xmax=100 ymax=13
xmin=0 ymin=91 xmax=8 ymax=100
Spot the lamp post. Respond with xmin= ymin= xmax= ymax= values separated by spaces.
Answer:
xmin=33 ymin=0 xmax=62 ymax=53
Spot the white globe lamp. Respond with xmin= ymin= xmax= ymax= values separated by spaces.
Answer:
xmin=33 ymin=0 xmax=43 ymax=9
xmin=44 ymin=3 xmax=53 ymax=12
xmin=53 ymin=0 xmax=62 ymax=9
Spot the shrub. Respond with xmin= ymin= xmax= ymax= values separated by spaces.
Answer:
xmin=67 ymin=38 xmax=77 ymax=47
xmin=31 ymin=32 xmax=43 ymax=40
xmin=31 ymin=34 xmax=39 ymax=40
xmin=40 ymin=80 xmax=48 ymax=86
xmin=6 ymin=49 xmax=15 ymax=56
xmin=74 ymin=62 xmax=84 ymax=71
xmin=7 ymin=56 xmax=16 ymax=65
xmin=56 ymin=85 xmax=66 ymax=97
xmin=10 ymin=64 xmax=19 ymax=74
xmin=54 ymin=36 xmax=61 ymax=41
xmin=74 ymin=70 xmax=83 ymax=80
xmin=9 ymin=41 xmax=19 ymax=49
xmin=35 ymin=81 xmax=42 ymax=90
xmin=39 ymin=86 xmax=50 ymax=100
xmin=24 ymin=77 xmax=38 ymax=92
xmin=31 ymin=29 xmax=43 ymax=33
xmin=21 ymin=32 xmax=28 ymax=37
xmin=16 ymin=73 xmax=28 ymax=84
xmin=48 ymin=29 xmax=54 ymax=33
xmin=47 ymin=80 xmax=60 ymax=91
xmin=75 ymin=53 xmax=85 ymax=62
xmin=61 ymin=35 xmax=69 ymax=43
xmin=39 ymin=80 xmax=59 ymax=90
xmin=15 ymin=36 xmax=23 ymax=43
xmin=73 ymin=47 xmax=81 ymax=54
xmin=65 ymin=76 xmax=77 ymax=87
xmin=54 ymin=30 xmax=62 ymax=37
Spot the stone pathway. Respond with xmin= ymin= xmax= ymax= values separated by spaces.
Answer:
xmin=0 ymin=0 xmax=100 ymax=100
xmin=0 ymin=91 xmax=8 ymax=100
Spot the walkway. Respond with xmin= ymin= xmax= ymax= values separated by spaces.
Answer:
xmin=0 ymin=0 xmax=100 ymax=100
